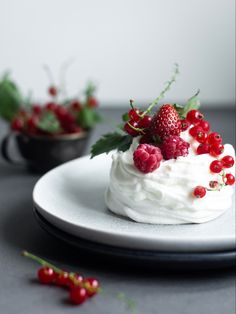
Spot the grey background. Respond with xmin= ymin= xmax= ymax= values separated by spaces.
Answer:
xmin=0 ymin=107 xmax=235 ymax=314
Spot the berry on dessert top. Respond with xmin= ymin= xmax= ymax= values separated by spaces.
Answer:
xmin=91 ymin=65 xmax=235 ymax=198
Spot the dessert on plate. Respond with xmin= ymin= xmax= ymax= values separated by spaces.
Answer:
xmin=91 ymin=66 xmax=235 ymax=224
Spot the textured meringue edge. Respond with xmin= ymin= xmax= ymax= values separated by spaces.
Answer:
xmin=104 ymin=132 xmax=235 ymax=225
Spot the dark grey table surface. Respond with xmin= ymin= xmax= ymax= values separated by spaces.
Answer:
xmin=0 ymin=107 xmax=235 ymax=314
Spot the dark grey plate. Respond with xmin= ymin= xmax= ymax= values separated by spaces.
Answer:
xmin=34 ymin=208 xmax=236 ymax=270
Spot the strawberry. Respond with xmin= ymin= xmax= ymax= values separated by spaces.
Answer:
xmin=150 ymin=104 xmax=181 ymax=139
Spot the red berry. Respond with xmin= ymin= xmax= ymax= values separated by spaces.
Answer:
xmin=11 ymin=118 xmax=24 ymax=131
xmin=84 ymin=278 xmax=100 ymax=297
xmin=138 ymin=115 xmax=152 ymax=128
xmin=207 ymin=132 xmax=222 ymax=145
xmin=196 ymin=143 xmax=210 ymax=155
xmin=224 ymin=173 xmax=235 ymax=186
xmin=124 ymin=120 xmax=139 ymax=136
xmin=70 ymin=287 xmax=88 ymax=305
xmin=195 ymin=131 xmax=208 ymax=143
xmin=27 ymin=116 xmax=38 ymax=132
xmin=87 ymin=97 xmax=98 ymax=108
xmin=221 ymin=155 xmax=235 ymax=168
xmin=48 ymin=86 xmax=57 ymax=97
xmin=56 ymin=106 xmax=68 ymax=119
xmin=209 ymin=181 xmax=219 ymax=189
xmin=161 ymin=135 xmax=190 ymax=160
xmin=70 ymin=100 xmax=81 ymax=111
xmin=197 ymin=120 xmax=210 ymax=132
xmin=180 ymin=119 xmax=190 ymax=131
xmin=32 ymin=105 xmax=42 ymax=115
xmin=45 ymin=102 xmax=57 ymax=112
xmin=209 ymin=143 xmax=224 ymax=156
xmin=210 ymin=160 xmax=223 ymax=173
xmin=150 ymin=104 xmax=181 ymax=139
xmin=193 ymin=186 xmax=206 ymax=198
xmin=55 ymin=271 xmax=70 ymax=286
xmin=133 ymin=144 xmax=163 ymax=173
xmin=37 ymin=267 xmax=56 ymax=284
xmin=128 ymin=108 xmax=141 ymax=122
xmin=68 ymin=274 xmax=84 ymax=289
xmin=139 ymin=133 xmax=153 ymax=144
xmin=189 ymin=125 xmax=203 ymax=138
xmin=186 ymin=109 xmax=204 ymax=124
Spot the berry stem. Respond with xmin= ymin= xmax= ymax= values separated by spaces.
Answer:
xmin=127 ymin=121 xmax=145 ymax=134
xmin=141 ymin=63 xmax=179 ymax=117
xmin=22 ymin=251 xmax=62 ymax=273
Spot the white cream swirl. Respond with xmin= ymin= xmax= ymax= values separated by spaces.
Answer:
xmin=105 ymin=131 xmax=235 ymax=224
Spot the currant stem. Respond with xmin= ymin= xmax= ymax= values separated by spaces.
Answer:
xmin=141 ymin=63 xmax=179 ymax=117
xmin=127 ymin=121 xmax=145 ymax=134
xmin=22 ymin=251 xmax=62 ymax=273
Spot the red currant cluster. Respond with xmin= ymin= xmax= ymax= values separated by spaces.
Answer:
xmin=11 ymin=85 xmax=98 ymax=136
xmin=186 ymin=109 xmax=235 ymax=198
xmin=124 ymin=103 xmax=152 ymax=138
xmin=23 ymin=251 xmax=100 ymax=305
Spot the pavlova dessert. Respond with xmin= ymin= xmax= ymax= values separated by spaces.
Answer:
xmin=91 ymin=66 xmax=235 ymax=224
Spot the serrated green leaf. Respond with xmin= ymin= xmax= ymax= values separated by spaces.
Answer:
xmin=122 ymin=112 xmax=129 ymax=122
xmin=91 ymin=132 xmax=132 ymax=158
xmin=0 ymin=75 xmax=23 ymax=121
xmin=37 ymin=112 xmax=62 ymax=133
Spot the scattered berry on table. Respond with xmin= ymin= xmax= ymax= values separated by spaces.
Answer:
xmin=70 ymin=287 xmax=88 ymax=305
xmin=84 ymin=277 xmax=100 ymax=297
xmin=37 ymin=267 xmax=56 ymax=284
xmin=133 ymin=144 xmax=163 ymax=173
xmin=161 ymin=135 xmax=190 ymax=160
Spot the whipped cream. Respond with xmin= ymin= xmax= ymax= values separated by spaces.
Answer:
xmin=105 ymin=131 xmax=235 ymax=224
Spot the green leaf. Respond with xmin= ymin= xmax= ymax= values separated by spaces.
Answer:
xmin=91 ymin=132 xmax=132 ymax=158
xmin=0 ymin=74 xmax=23 ymax=121
xmin=122 ymin=112 xmax=129 ymax=122
xmin=77 ymin=106 xmax=101 ymax=129
xmin=37 ymin=112 xmax=62 ymax=133
xmin=174 ymin=90 xmax=200 ymax=119
xmin=84 ymin=81 xmax=96 ymax=98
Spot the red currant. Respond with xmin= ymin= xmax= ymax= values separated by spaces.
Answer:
xmin=68 ymin=274 xmax=84 ymax=289
xmin=87 ymin=97 xmax=98 ymax=108
xmin=48 ymin=86 xmax=57 ymax=97
xmin=193 ymin=186 xmax=206 ymax=198
xmin=70 ymin=100 xmax=81 ymax=111
xmin=195 ymin=131 xmax=208 ymax=143
xmin=70 ymin=287 xmax=88 ymax=305
xmin=180 ymin=119 xmax=190 ymax=131
xmin=196 ymin=143 xmax=210 ymax=155
xmin=27 ymin=116 xmax=38 ymax=132
xmin=66 ymin=125 xmax=82 ymax=134
xmin=55 ymin=271 xmax=70 ymax=286
xmin=197 ymin=120 xmax=210 ymax=132
xmin=221 ymin=155 xmax=234 ymax=168
xmin=55 ymin=106 xmax=68 ymax=120
xmin=11 ymin=118 xmax=24 ymax=131
xmin=124 ymin=120 xmax=139 ymax=136
xmin=207 ymin=132 xmax=222 ymax=145
xmin=186 ymin=110 xmax=204 ymax=124
xmin=224 ymin=173 xmax=235 ymax=186
xmin=210 ymin=160 xmax=223 ymax=173
xmin=138 ymin=115 xmax=152 ymax=128
xmin=128 ymin=108 xmax=141 ymax=122
xmin=209 ymin=181 xmax=219 ymax=189
xmin=189 ymin=125 xmax=203 ymax=138
xmin=37 ymin=267 xmax=56 ymax=284
xmin=209 ymin=143 xmax=224 ymax=156
xmin=45 ymin=102 xmax=57 ymax=112
xmin=84 ymin=278 xmax=100 ymax=297
xmin=32 ymin=105 xmax=42 ymax=115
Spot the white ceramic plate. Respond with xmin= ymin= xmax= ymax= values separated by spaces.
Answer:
xmin=33 ymin=154 xmax=236 ymax=253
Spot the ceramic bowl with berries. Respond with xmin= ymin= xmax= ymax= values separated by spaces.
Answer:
xmin=0 ymin=73 xmax=100 ymax=173
xmin=91 ymin=65 xmax=235 ymax=225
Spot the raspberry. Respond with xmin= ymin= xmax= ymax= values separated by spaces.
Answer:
xmin=150 ymin=104 xmax=181 ymax=139
xmin=193 ymin=186 xmax=206 ymax=198
xmin=161 ymin=136 xmax=190 ymax=160
xmin=133 ymin=144 xmax=163 ymax=173
xmin=221 ymin=155 xmax=234 ymax=168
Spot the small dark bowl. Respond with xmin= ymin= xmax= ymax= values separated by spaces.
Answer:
xmin=1 ymin=131 xmax=91 ymax=173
